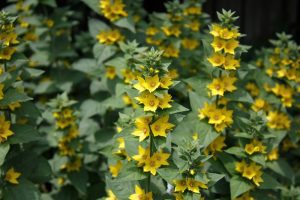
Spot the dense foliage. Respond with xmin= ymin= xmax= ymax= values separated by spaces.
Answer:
xmin=0 ymin=0 xmax=300 ymax=200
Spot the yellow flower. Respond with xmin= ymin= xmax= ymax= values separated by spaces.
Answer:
xmin=204 ymin=136 xmax=226 ymax=155
xmin=245 ymin=82 xmax=259 ymax=97
xmin=184 ymin=6 xmax=202 ymax=15
xmin=132 ymin=116 xmax=152 ymax=141
xmin=0 ymin=47 xmax=16 ymax=60
xmin=5 ymin=167 xmax=21 ymax=184
xmin=135 ymin=91 xmax=160 ymax=112
xmin=251 ymin=98 xmax=267 ymax=112
xmin=207 ymin=78 xmax=226 ymax=96
xmin=106 ymin=190 xmax=118 ymax=200
xmin=186 ymin=178 xmax=208 ymax=193
xmin=132 ymin=146 xmax=150 ymax=167
xmin=222 ymin=75 xmax=237 ymax=92
xmin=152 ymin=151 xmax=170 ymax=166
xmin=185 ymin=20 xmax=201 ymax=31
xmin=181 ymin=38 xmax=199 ymax=50
xmin=8 ymin=102 xmax=21 ymax=111
xmin=129 ymin=185 xmax=153 ymax=200
xmin=106 ymin=66 xmax=116 ymax=80
xmin=144 ymin=75 xmax=160 ymax=92
xmin=198 ymin=102 xmax=217 ymax=119
xmin=0 ymin=84 xmax=5 ymax=100
xmin=207 ymin=53 xmax=225 ymax=67
xmin=211 ymin=37 xmax=225 ymax=52
xmin=267 ymin=111 xmax=291 ymax=130
xmin=150 ymin=115 xmax=174 ymax=137
xmin=174 ymin=179 xmax=187 ymax=192
xmin=219 ymin=28 xmax=234 ymax=40
xmin=161 ymin=45 xmax=179 ymax=58
xmin=160 ymin=76 xmax=173 ymax=89
xmin=158 ymin=94 xmax=172 ymax=109
xmin=0 ymin=115 xmax=14 ymax=143
xmin=267 ymin=148 xmax=279 ymax=161
xmin=99 ymin=0 xmax=127 ymax=22
xmin=209 ymin=24 xmax=222 ymax=37
xmin=146 ymin=27 xmax=159 ymax=36
xmin=235 ymin=160 xmax=247 ymax=173
xmin=97 ymin=29 xmax=124 ymax=45
xmin=224 ymin=39 xmax=239 ymax=54
xmin=61 ymin=157 xmax=82 ymax=172
xmin=143 ymin=156 xmax=160 ymax=175
xmin=109 ymin=160 xmax=122 ymax=178
xmin=161 ymin=26 xmax=181 ymax=37
xmin=234 ymin=192 xmax=254 ymax=200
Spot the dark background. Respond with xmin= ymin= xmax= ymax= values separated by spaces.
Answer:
xmin=1 ymin=0 xmax=299 ymax=49
xmin=144 ymin=0 xmax=300 ymax=49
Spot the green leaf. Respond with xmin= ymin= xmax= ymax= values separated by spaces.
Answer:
xmin=217 ymin=152 xmax=237 ymax=175
xmin=93 ymin=44 xmax=117 ymax=64
xmin=52 ymin=185 xmax=79 ymax=200
xmin=267 ymin=158 xmax=294 ymax=181
xmin=72 ymin=58 xmax=99 ymax=76
xmin=230 ymin=176 xmax=253 ymax=199
xmin=3 ymin=179 xmax=40 ymax=200
xmin=81 ymin=0 xmax=101 ymax=14
xmin=207 ymin=173 xmax=225 ymax=187
xmin=68 ymin=168 xmax=88 ymax=195
xmin=189 ymin=91 xmax=209 ymax=112
xmin=259 ymin=173 xmax=280 ymax=189
xmin=225 ymin=147 xmax=247 ymax=158
xmin=226 ymin=90 xmax=253 ymax=103
xmin=114 ymin=17 xmax=135 ymax=33
xmin=88 ymin=18 xmax=109 ymax=38
xmin=0 ymin=143 xmax=9 ymax=166
xmin=250 ymin=154 xmax=265 ymax=166
xmin=115 ymin=162 xmax=147 ymax=182
xmin=157 ymin=165 xmax=181 ymax=183
xmin=0 ymin=88 xmax=32 ymax=106
xmin=8 ymin=124 xmax=41 ymax=144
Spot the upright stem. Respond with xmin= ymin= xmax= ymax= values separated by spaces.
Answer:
xmin=146 ymin=131 xmax=154 ymax=193
xmin=215 ymin=70 xmax=222 ymax=105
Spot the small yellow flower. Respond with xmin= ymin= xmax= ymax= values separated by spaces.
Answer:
xmin=0 ymin=115 xmax=14 ymax=143
xmin=5 ymin=167 xmax=21 ymax=184
xmin=207 ymin=53 xmax=225 ymax=67
xmin=109 ymin=160 xmax=122 ymax=178
xmin=106 ymin=66 xmax=116 ymax=80
xmin=129 ymin=185 xmax=153 ymax=200
xmin=211 ymin=37 xmax=225 ymax=52
xmin=150 ymin=115 xmax=174 ymax=137
xmin=224 ymin=39 xmax=239 ymax=54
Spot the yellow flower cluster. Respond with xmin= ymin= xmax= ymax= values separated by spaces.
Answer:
xmin=208 ymin=24 xmax=240 ymax=70
xmin=132 ymin=115 xmax=174 ymax=141
xmin=52 ymin=108 xmax=76 ymax=129
xmin=0 ymin=21 xmax=18 ymax=60
xmin=99 ymin=0 xmax=127 ymax=22
xmin=244 ymin=139 xmax=266 ymax=155
xmin=97 ymin=29 xmax=124 ymax=45
xmin=207 ymin=75 xmax=237 ymax=96
xmin=0 ymin=115 xmax=14 ymax=143
xmin=133 ymin=145 xmax=170 ymax=175
xmin=235 ymin=160 xmax=263 ymax=186
xmin=266 ymin=111 xmax=291 ymax=130
xmin=52 ymin=107 xmax=82 ymax=173
xmin=270 ymin=83 xmax=293 ymax=107
xmin=234 ymin=192 xmax=254 ymax=200
xmin=198 ymin=102 xmax=233 ymax=132
xmin=134 ymin=74 xmax=173 ymax=112
xmin=173 ymin=178 xmax=207 ymax=194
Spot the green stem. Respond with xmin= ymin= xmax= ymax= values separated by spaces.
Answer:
xmin=146 ymin=131 xmax=154 ymax=193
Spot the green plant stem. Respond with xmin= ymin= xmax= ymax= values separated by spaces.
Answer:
xmin=146 ymin=131 xmax=154 ymax=193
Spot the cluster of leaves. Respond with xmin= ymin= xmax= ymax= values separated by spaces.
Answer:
xmin=0 ymin=0 xmax=300 ymax=200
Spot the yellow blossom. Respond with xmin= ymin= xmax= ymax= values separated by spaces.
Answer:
xmin=129 ymin=185 xmax=153 ymax=200
xmin=106 ymin=66 xmax=116 ymax=80
xmin=5 ymin=167 xmax=21 ymax=184
xmin=207 ymin=53 xmax=225 ymax=67
xmin=150 ymin=115 xmax=174 ymax=137
xmin=109 ymin=160 xmax=122 ymax=178
xmin=0 ymin=115 xmax=14 ymax=143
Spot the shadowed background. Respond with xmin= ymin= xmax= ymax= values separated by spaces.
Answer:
xmin=144 ymin=0 xmax=300 ymax=49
